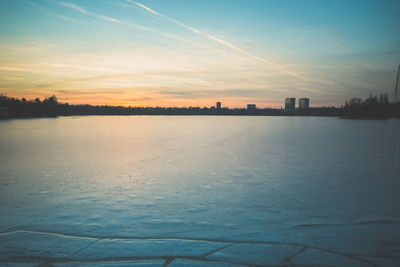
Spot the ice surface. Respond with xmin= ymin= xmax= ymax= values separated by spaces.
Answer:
xmin=53 ymin=260 xmax=165 ymax=267
xmin=73 ymin=239 xmax=228 ymax=259
xmin=1 ymin=116 xmax=400 ymax=265
xmin=360 ymin=256 xmax=400 ymax=267
xmin=207 ymin=243 xmax=302 ymax=265
xmin=0 ymin=263 xmax=40 ymax=267
xmin=289 ymin=223 xmax=400 ymax=257
xmin=168 ymin=259 xmax=246 ymax=267
xmin=291 ymin=248 xmax=374 ymax=266
xmin=0 ymin=231 xmax=94 ymax=259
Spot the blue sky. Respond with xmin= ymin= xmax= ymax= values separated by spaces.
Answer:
xmin=0 ymin=0 xmax=399 ymax=107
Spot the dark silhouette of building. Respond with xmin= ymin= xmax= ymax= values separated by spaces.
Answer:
xmin=2 ymin=94 xmax=397 ymax=118
xmin=216 ymin=102 xmax=221 ymax=109
xmin=247 ymin=104 xmax=256 ymax=110
xmin=299 ymin=98 xmax=310 ymax=109
xmin=285 ymin=98 xmax=296 ymax=111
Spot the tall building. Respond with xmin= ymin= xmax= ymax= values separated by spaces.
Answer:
xmin=299 ymin=98 xmax=310 ymax=109
xmin=247 ymin=104 xmax=256 ymax=110
xmin=285 ymin=98 xmax=296 ymax=111
xmin=216 ymin=102 xmax=221 ymax=109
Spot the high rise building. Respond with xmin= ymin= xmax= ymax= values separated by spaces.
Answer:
xmin=299 ymin=98 xmax=310 ymax=109
xmin=216 ymin=102 xmax=221 ymax=109
xmin=247 ymin=104 xmax=256 ymax=110
xmin=285 ymin=98 xmax=296 ymax=111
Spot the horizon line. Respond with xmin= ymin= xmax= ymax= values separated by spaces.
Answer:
xmin=1 ymin=93 xmax=347 ymax=109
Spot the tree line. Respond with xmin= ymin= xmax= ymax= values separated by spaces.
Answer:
xmin=0 ymin=94 xmax=399 ymax=118
xmin=342 ymin=93 xmax=400 ymax=118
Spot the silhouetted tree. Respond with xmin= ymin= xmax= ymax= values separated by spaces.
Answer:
xmin=343 ymin=93 xmax=399 ymax=118
xmin=43 ymin=95 xmax=57 ymax=105
xmin=1 ymin=94 xmax=399 ymax=119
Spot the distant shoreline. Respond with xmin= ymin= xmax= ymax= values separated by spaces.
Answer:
xmin=0 ymin=114 xmax=340 ymax=118
xmin=2 ymin=114 xmax=399 ymax=121
xmin=1 ymin=94 xmax=399 ymax=119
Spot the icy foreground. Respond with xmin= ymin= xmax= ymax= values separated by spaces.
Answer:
xmin=1 ymin=116 xmax=399 ymax=266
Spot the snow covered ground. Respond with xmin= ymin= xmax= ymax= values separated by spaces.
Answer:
xmin=1 ymin=116 xmax=399 ymax=266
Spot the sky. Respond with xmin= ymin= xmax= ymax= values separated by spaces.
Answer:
xmin=0 ymin=0 xmax=399 ymax=108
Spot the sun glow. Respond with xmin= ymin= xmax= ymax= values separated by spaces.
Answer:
xmin=1 ymin=0 xmax=399 ymax=107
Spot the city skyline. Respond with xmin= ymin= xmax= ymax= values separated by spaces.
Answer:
xmin=1 ymin=0 xmax=400 ymax=108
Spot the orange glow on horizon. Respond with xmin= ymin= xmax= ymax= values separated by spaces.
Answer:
xmin=3 ymin=91 xmax=291 ymax=109
xmin=3 ymin=89 xmax=342 ymax=109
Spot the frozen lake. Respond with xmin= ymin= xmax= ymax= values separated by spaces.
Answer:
xmin=1 ymin=116 xmax=400 ymax=266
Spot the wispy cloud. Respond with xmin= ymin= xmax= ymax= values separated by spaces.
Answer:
xmin=328 ymin=35 xmax=374 ymax=69
xmin=0 ymin=66 xmax=62 ymax=75
xmin=127 ymin=1 xmax=305 ymax=80
xmin=129 ymin=1 xmax=266 ymax=63
xmin=55 ymin=1 xmax=188 ymax=42
xmin=24 ymin=0 xmax=81 ymax=24
xmin=57 ymin=2 xmax=89 ymax=14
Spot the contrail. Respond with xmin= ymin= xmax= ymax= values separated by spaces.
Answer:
xmin=55 ymin=1 xmax=189 ymax=43
xmin=128 ymin=1 xmax=304 ymax=80
xmin=24 ymin=1 xmax=81 ymax=24
xmin=329 ymin=35 xmax=373 ymax=69
xmin=129 ymin=1 xmax=266 ymax=63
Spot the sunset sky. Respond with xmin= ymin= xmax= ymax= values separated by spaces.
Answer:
xmin=1 ymin=0 xmax=399 ymax=108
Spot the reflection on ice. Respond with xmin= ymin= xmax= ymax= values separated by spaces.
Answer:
xmin=1 ymin=116 xmax=399 ymax=266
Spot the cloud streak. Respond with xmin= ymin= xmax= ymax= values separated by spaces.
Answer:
xmin=129 ymin=1 xmax=266 ymax=63
xmin=24 ymin=0 xmax=81 ymax=24
xmin=55 ymin=1 xmax=188 ymax=42
xmin=128 ymin=1 xmax=305 ymax=80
